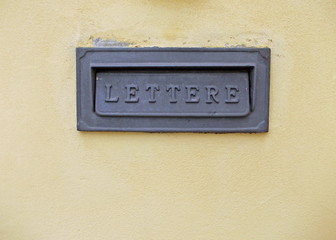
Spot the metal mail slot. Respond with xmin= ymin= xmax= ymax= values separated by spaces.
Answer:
xmin=95 ymin=69 xmax=250 ymax=117
xmin=76 ymin=48 xmax=270 ymax=132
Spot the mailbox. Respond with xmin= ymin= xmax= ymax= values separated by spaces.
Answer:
xmin=76 ymin=48 xmax=270 ymax=132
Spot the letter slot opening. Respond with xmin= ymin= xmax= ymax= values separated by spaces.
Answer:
xmin=94 ymin=67 xmax=251 ymax=117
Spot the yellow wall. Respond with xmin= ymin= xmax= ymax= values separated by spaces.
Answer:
xmin=1 ymin=0 xmax=336 ymax=239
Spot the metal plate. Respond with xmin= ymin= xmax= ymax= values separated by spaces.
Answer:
xmin=95 ymin=69 xmax=250 ymax=117
xmin=76 ymin=48 xmax=270 ymax=132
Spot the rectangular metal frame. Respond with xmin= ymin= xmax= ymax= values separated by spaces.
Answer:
xmin=76 ymin=48 xmax=270 ymax=133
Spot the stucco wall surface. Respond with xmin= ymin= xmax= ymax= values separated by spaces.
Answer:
xmin=0 ymin=0 xmax=336 ymax=239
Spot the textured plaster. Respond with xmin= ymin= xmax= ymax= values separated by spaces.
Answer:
xmin=0 ymin=0 xmax=336 ymax=239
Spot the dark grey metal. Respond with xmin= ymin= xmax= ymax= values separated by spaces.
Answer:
xmin=76 ymin=48 xmax=270 ymax=133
